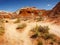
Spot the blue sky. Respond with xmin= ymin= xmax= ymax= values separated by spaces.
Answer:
xmin=0 ymin=0 xmax=60 ymax=12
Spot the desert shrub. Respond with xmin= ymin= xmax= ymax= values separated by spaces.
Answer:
xmin=36 ymin=17 xmax=44 ymax=21
xmin=38 ymin=41 xmax=43 ymax=45
xmin=36 ymin=15 xmax=44 ymax=22
xmin=0 ymin=27 xmax=5 ymax=35
xmin=14 ymin=18 xmax=20 ymax=23
xmin=30 ymin=25 xmax=50 ymax=38
xmin=16 ymin=23 xmax=26 ymax=29
xmin=30 ymin=33 xmax=38 ymax=38
xmin=23 ymin=18 xmax=28 ymax=21
xmin=30 ymin=25 xmax=40 ymax=38
xmin=38 ymin=26 xmax=49 ymax=33
xmin=42 ymin=33 xmax=55 ymax=40
xmin=49 ymin=41 xmax=54 ymax=45
xmin=51 ymin=38 xmax=56 ymax=42
xmin=58 ymin=41 xmax=60 ymax=45
xmin=5 ymin=20 xmax=8 ymax=23
xmin=0 ymin=19 xmax=4 ymax=23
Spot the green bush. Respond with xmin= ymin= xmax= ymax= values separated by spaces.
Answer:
xmin=42 ymin=33 xmax=54 ymax=40
xmin=0 ymin=19 xmax=4 ymax=23
xmin=0 ymin=27 xmax=5 ymax=35
xmin=30 ymin=25 xmax=40 ymax=38
xmin=38 ymin=26 xmax=49 ymax=33
xmin=14 ymin=18 xmax=20 ymax=23
xmin=30 ymin=33 xmax=38 ymax=38
xmin=38 ymin=41 xmax=43 ymax=45
xmin=30 ymin=25 xmax=50 ymax=38
xmin=36 ymin=17 xmax=44 ymax=21
xmin=16 ymin=23 xmax=26 ymax=29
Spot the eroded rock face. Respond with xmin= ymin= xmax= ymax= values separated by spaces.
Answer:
xmin=16 ymin=7 xmax=48 ymax=18
xmin=49 ymin=2 xmax=60 ymax=18
xmin=46 ymin=2 xmax=60 ymax=24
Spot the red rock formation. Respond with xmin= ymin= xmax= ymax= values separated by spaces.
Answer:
xmin=16 ymin=7 xmax=47 ymax=18
xmin=0 ymin=11 xmax=17 ymax=18
xmin=49 ymin=2 xmax=60 ymax=18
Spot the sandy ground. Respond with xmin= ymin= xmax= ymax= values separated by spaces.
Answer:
xmin=3 ymin=21 xmax=60 ymax=45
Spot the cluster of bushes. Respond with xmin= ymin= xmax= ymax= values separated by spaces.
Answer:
xmin=30 ymin=25 xmax=50 ymax=39
xmin=30 ymin=25 xmax=56 ymax=40
xmin=31 ymin=25 xmax=56 ymax=38
xmin=30 ymin=25 xmax=59 ymax=45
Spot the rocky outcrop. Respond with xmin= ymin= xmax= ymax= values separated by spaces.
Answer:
xmin=48 ymin=2 xmax=60 ymax=18
xmin=16 ymin=7 xmax=47 ymax=18
xmin=0 ymin=12 xmax=17 ymax=18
